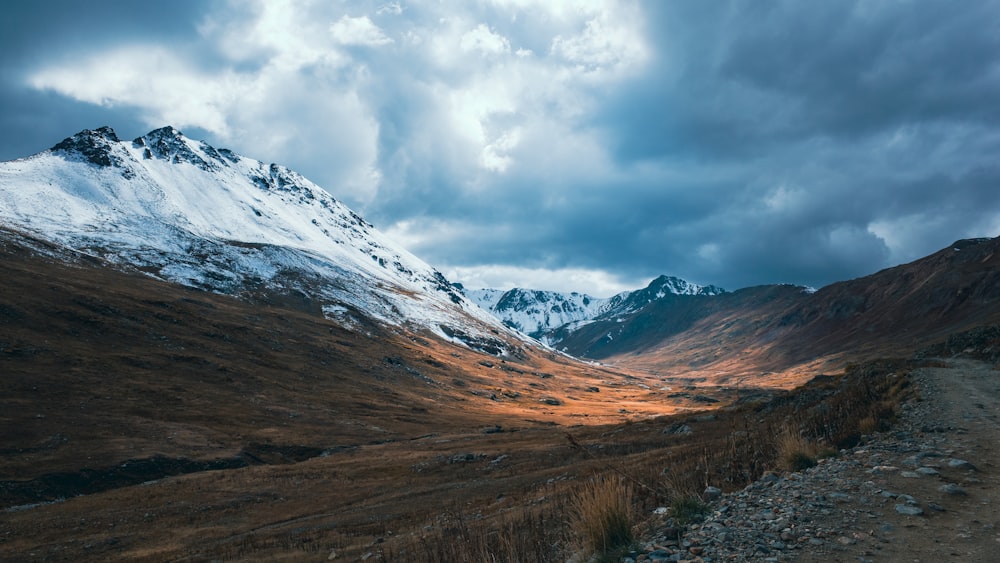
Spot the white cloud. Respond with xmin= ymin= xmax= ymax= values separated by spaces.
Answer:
xmin=29 ymin=46 xmax=238 ymax=135
xmin=486 ymin=0 xmax=607 ymax=21
xmin=445 ymin=264 xmax=638 ymax=297
xmin=330 ymin=15 xmax=394 ymax=46
xmin=550 ymin=11 xmax=648 ymax=76
xmin=25 ymin=1 xmax=655 ymax=288
xmin=459 ymin=24 xmax=510 ymax=56
xmin=208 ymin=0 xmax=346 ymax=69
xmin=764 ymin=184 xmax=808 ymax=213
xmin=31 ymin=50 xmax=383 ymax=203
xmin=416 ymin=5 xmax=647 ymax=176
xmin=376 ymin=2 xmax=403 ymax=16
xmin=481 ymin=127 xmax=521 ymax=172
xmin=28 ymin=4 xmax=391 ymax=204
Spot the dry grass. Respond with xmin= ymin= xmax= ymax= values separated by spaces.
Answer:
xmin=568 ymin=474 xmax=635 ymax=557
xmin=858 ymin=415 xmax=879 ymax=435
xmin=384 ymin=503 xmax=569 ymax=563
xmin=0 ymin=357 xmax=922 ymax=561
xmin=776 ymin=430 xmax=818 ymax=472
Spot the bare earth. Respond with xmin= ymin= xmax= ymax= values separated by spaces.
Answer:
xmin=770 ymin=359 xmax=999 ymax=562
xmin=642 ymin=358 xmax=1000 ymax=563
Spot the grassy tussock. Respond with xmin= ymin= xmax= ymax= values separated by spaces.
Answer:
xmin=776 ymin=430 xmax=818 ymax=472
xmin=569 ymin=475 xmax=635 ymax=557
xmin=670 ymin=496 xmax=707 ymax=525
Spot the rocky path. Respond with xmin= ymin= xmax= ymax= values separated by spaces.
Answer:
xmin=631 ymin=359 xmax=1000 ymax=562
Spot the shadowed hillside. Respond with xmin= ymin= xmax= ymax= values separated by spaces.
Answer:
xmin=553 ymin=237 xmax=1000 ymax=386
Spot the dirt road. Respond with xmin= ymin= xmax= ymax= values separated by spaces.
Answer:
xmin=796 ymin=359 xmax=1000 ymax=562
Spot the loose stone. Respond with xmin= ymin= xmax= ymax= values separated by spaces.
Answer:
xmin=938 ymin=483 xmax=967 ymax=496
xmin=948 ymin=458 xmax=977 ymax=471
xmin=894 ymin=504 xmax=924 ymax=516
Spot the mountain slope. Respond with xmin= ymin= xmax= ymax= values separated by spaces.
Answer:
xmin=574 ymin=237 xmax=1000 ymax=385
xmin=0 ymin=126 xmax=517 ymax=354
xmin=0 ymin=226 xmax=712 ymax=491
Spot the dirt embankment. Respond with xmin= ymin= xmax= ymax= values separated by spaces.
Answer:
xmin=636 ymin=359 xmax=1000 ymax=562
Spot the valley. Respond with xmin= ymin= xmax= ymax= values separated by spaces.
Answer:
xmin=3 ymin=228 xmax=997 ymax=561
xmin=0 ymin=231 xmax=760 ymax=560
xmin=2 ymin=127 xmax=1000 ymax=561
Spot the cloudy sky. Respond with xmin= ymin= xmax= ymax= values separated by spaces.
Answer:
xmin=2 ymin=1 xmax=999 ymax=296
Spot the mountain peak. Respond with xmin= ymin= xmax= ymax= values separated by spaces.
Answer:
xmin=146 ymin=125 xmax=184 ymax=138
xmin=132 ymin=126 xmax=236 ymax=170
xmin=461 ymin=286 xmax=607 ymax=338
xmin=50 ymin=126 xmax=123 ymax=167
xmin=647 ymin=274 xmax=726 ymax=297
xmin=462 ymin=274 xmax=727 ymax=341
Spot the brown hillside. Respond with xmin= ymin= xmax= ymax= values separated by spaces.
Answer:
xmin=0 ymin=227 xmax=734 ymax=501
xmin=574 ymin=237 xmax=1000 ymax=387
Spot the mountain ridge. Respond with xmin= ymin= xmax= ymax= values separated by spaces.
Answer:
xmin=458 ymin=235 xmax=1000 ymax=387
xmin=581 ymin=235 xmax=1000 ymax=384
xmin=0 ymin=125 xmax=525 ymax=356
xmin=7 ymin=126 xmax=999 ymax=384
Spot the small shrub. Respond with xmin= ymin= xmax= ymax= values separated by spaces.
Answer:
xmin=784 ymin=451 xmax=817 ymax=472
xmin=569 ymin=475 xmax=635 ymax=557
xmin=858 ymin=415 xmax=878 ymax=435
xmin=777 ymin=430 xmax=817 ymax=472
xmin=671 ymin=496 xmax=707 ymax=525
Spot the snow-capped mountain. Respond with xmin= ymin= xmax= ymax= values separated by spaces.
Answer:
xmin=460 ymin=275 xmax=726 ymax=340
xmin=461 ymin=287 xmax=611 ymax=338
xmin=0 ymin=126 xmax=522 ymax=354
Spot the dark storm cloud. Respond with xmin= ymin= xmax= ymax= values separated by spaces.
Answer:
xmin=0 ymin=0 xmax=209 ymax=159
xmin=603 ymin=1 xmax=1000 ymax=160
xmin=3 ymin=1 xmax=999 ymax=295
xmin=520 ymin=0 xmax=1000 ymax=290
xmin=0 ymin=1 xmax=206 ymax=62
xmin=718 ymin=2 xmax=1000 ymax=137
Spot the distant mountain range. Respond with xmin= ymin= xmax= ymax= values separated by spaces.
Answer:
xmin=459 ymin=275 xmax=725 ymax=341
xmin=461 ymin=236 xmax=1000 ymax=386
xmin=524 ymin=237 xmax=1000 ymax=385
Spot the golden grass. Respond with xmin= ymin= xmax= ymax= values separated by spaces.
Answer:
xmin=776 ymin=429 xmax=818 ymax=472
xmin=2 ymin=357 xmax=921 ymax=561
xmin=858 ymin=415 xmax=879 ymax=435
xmin=568 ymin=474 xmax=635 ymax=557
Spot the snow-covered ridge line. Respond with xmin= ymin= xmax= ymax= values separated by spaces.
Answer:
xmin=0 ymin=126 xmax=527 ymax=354
xmin=462 ymin=286 xmax=613 ymax=338
xmin=458 ymin=275 xmax=727 ymax=339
